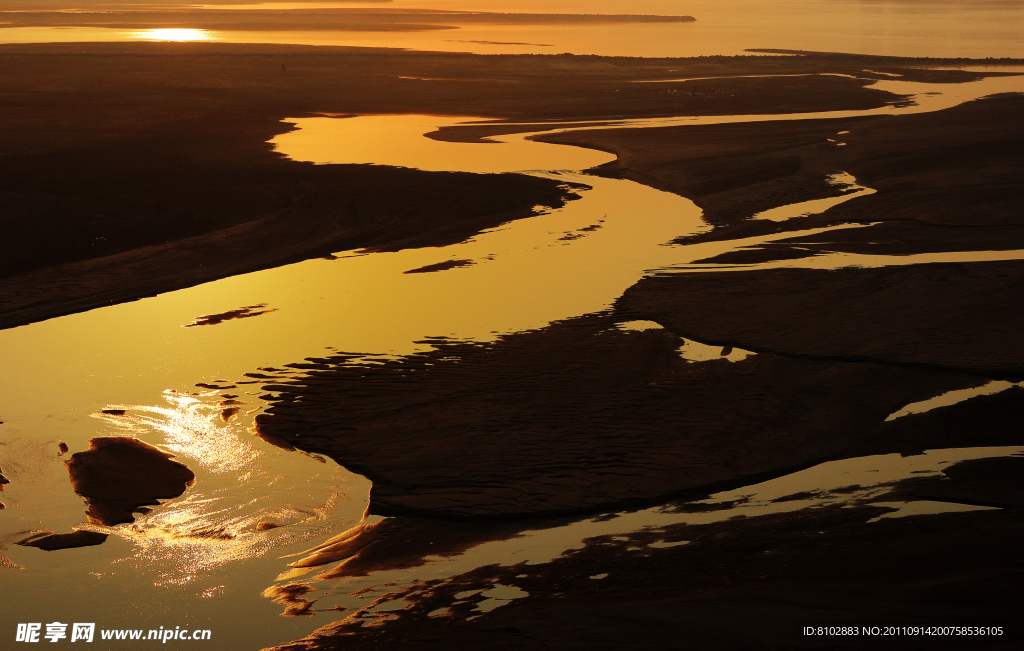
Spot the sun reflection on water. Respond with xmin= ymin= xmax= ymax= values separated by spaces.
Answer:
xmin=95 ymin=391 xmax=259 ymax=473
xmin=123 ymin=28 xmax=220 ymax=42
xmin=112 ymin=491 xmax=343 ymax=586
xmin=81 ymin=390 xmax=365 ymax=586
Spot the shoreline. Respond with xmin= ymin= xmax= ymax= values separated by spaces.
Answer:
xmin=267 ymin=458 xmax=1024 ymax=651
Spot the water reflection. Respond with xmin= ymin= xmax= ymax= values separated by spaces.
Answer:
xmin=122 ymin=28 xmax=220 ymax=42
xmin=4 ymin=0 xmax=1023 ymax=57
xmin=114 ymin=487 xmax=343 ymax=587
xmin=4 ymin=78 xmax=1021 ymax=587
xmin=0 ymin=119 xmax=706 ymax=641
xmin=271 ymin=115 xmax=613 ymax=173
xmin=615 ymin=321 xmax=755 ymax=362
xmin=673 ymin=240 xmax=1024 ymax=273
xmin=95 ymin=391 xmax=261 ymax=473
xmin=0 ymin=382 xmax=367 ymax=647
xmin=886 ymin=381 xmax=1024 ymax=421
xmin=58 ymin=390 xmax=359 ymax=583
xmin=271 ymin=446 xmax=1020 ymax=618
xmin=275 ymin=77 xmax=1024 ymax=175
xmin=677 ymin=337 xmax=754 ymax=363
xmin=751 ymin=172 xmax=875 ymax=222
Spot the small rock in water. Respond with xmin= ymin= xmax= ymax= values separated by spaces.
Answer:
xmin=184 ymin=305 xmax=276 ymax=328
xmin=16 ymin=530 xmax=108 ymax=551
xmin=58 ymin=442 xmax=69 ymax=456
xmin=256 ymin=521 xmax=284 ymax=531
xmin=101 ymin=408 xmax=126 ymax=416
xmin=65 ymin=437 xmax=195 ymax=526
xmin=221 ymin=407 xmax=241 ymax=421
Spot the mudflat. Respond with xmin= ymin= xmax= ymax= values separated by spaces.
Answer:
xmin=4 ymin=40 xmax=1024 ymax=650
xmin=243 ymin=52 xmax=1023 ymax=650
xmin=255 ymin=313 xmax=984 ymax=519
xmin=268 ymin=456 xmax=1024 ymax=651
xmin=540 ymin=91 xmax=1024 ymax=251
xmin=246 ymin=54 xmax=1024 ymax=520
xmin=569 ymin=93 xmax=1024 ymax=376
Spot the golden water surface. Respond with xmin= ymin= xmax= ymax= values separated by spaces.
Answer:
xmin=1 ymin=0 xmax=1022 ymax=57
xmin=1 ymin=47 xmax=1023 ymax=650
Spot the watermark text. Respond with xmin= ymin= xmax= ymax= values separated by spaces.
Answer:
xmin=16 ymin=623 xmax=211 ymax=643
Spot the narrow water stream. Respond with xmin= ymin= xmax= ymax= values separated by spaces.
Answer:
xmin=304 ymin=444 xmax=1020 ymax=621
xmin=1 ymin=73 xmax=1022 ymax=648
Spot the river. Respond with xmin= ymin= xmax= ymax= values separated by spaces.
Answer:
xmin=1 ymin=72 xmax=1023 ymax=649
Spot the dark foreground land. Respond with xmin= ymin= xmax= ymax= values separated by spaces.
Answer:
xmin=2 ymin=43 xmax=1023 ymax=650
xmin=269 ymin=457 xmax=1024 ymax=651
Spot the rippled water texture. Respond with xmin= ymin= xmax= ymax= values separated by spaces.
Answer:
xmin=1 ymin=0 xmax=1022 ymax=57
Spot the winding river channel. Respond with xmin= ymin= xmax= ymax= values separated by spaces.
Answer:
xmin=1 ymin=73 xmax=1023 ymax=648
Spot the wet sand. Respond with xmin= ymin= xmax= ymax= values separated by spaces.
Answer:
xmin=269 ymin=456 xmax=1024 ymax=651
xmin=539 ymin=89 xmax=1024 ymax=241
xmin=617 ymin=260 xmax=1024 ymax=375
xmin=255 ymin=313 xmax=985 ymax=519
xmin=534 ymin=83 xmax=1024 ymax=378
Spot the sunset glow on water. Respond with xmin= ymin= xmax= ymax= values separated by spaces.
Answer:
xmin=2 ymin=1 xmax=1023 ymax=648
xmin=123 ymin=28 xmax=220 ymax=42
xmin=1 ymin=0 xmax=1022 ymax=57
